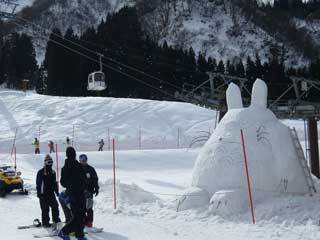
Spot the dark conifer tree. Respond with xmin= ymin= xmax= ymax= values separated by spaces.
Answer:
xmin=44 ymin=28 xmax=64 ymax=95
xmin=217 ymin=60 xmax=225 ymax=74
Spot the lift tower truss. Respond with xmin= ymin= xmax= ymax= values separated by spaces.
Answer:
xmin=0 ymin=0 xmax=18 ymax=19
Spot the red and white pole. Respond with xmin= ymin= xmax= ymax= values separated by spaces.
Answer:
xmin=108 ymin=128 xmax=111 ymax=151
xmin=112 ymin=138 xmax=117 ymax=209
xmin=11 ymin=127 xmax=18 ymax=157
xmin=55 ymin=143 xmax=59 ymax=191
xmin=177 ymin=128 xmax=180 ymax=149
xmin=14 ymin=146 xmax=17 ymax=174
xmin=240 ymin=129 xmax=256 ymax=224
xmin=139 ymin=125 xmax=141 ymax=150
xmin=72 ymin=124 xmax=75 ymax=147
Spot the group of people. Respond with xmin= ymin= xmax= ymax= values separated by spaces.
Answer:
xmin=33 ymin=138 xmax=105 ymax=154
xmin=36 ymin=147 xmax=99 ymax=240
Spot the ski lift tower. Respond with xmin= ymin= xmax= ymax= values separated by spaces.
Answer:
xmin=175 ymin=74 xmax=320 ymax=178
xmin=0 ymin=0 xmax=18 ymax=19
xmin=0 ymin=1 xmax=18 ymax=68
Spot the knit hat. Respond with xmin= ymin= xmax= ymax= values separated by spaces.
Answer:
xmin=66 ymin=146 xmax=76 ymax=159
xmin=44 ymin=154 xmax=53 ymax=166
xmin=79 ymin=154 xmax=88 ymax=163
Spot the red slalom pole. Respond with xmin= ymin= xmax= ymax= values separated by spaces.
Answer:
xmin=112 ymin=139 xmax=117 ymax=209
xmin=14 ymin=146 xmax=17 ymax=174
xmin=240 ymin=129 xmax=256 ymax=224
xmin=55 ymin=143 xmax=59 ymax=191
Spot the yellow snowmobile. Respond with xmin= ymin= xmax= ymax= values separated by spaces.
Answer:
xmin=0 ymin=166 xmax=28 ymax=197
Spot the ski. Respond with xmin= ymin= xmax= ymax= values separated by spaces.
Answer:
xmin=86 ymin=227 xmax=104 ymax=233
xmin=18 ymin=225 xmax=41 ymax=230
xmin=18 ymin=219 xmax=42 ymax=230
xmin=33 ymin=227 xmax=103 ymax=238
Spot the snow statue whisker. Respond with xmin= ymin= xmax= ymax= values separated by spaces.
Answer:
xmin=177 ymin=79 xmax=314 ymax=215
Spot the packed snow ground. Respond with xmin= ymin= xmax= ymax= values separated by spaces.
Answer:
xmin=1 ymin=89 xmax=320 ymax=239
xmin=1 ymin=149 xmax=320 ymax=240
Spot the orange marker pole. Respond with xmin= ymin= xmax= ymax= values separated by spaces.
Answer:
xmin=240 ymin=129 xmax=256 ymax=224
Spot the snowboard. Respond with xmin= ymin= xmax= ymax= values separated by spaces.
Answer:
xmin=33 ymin=227 xmax=104 ymax=238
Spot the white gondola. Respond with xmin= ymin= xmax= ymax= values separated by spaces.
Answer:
xmin=87 ymin=53 xmax=107 ymax=91
xmin=88 ymin=71 xmax=106 ymax=91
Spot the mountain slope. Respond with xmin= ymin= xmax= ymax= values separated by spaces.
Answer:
xmin=12 ymin=0 xmax=320 ymax=66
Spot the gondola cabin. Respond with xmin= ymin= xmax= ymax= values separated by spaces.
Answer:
xmin=87 ymin=71 xmax=106 ymax=91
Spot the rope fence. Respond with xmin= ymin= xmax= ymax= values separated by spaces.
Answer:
xmin=0 ymin=124 xmax=214 ymax=154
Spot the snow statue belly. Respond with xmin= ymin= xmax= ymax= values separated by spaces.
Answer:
xmin=177 ymin=79 xmax=310 ymax=212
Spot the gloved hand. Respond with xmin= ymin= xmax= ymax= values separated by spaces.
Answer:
xmin=94 ymin=188 xmax=99 ymax=197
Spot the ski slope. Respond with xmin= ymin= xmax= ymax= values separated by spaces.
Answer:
xmin=0 ymin=89 xmax=216 ymax=154
xmin=1 ymin=89 xmax=320 ymax=240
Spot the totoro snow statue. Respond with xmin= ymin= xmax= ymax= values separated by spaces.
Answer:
xmin=177 ymin=79 xmax=312 ymax=213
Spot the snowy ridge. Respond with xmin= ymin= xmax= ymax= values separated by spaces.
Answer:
xmin=14 ymin=0 xmax=318 ymax=66
xmin=141 ymin=0 xmax=308 ymax=66
xmin=16 ymin=0 xmax=35 ymax=11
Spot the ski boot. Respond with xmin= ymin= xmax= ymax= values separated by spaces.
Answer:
xmin=58 ymin=230 xmax=70 ymax=240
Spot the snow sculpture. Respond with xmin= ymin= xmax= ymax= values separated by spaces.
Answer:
xmin=178 ymin=79 xmax=310 ymax=212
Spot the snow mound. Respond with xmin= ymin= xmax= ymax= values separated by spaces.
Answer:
xmin=180 ymin=79 xmax=311 ymax=211
xmin=118 ymin=182 xmax=159 ymax=205
xmin=209 ymin=190 xmax=249 ymax=216
xmin=176 ymin=187 xmax=210 ymax=211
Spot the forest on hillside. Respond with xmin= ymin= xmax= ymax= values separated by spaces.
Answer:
xmin=0 ymin=3 xmax=320 ymax=102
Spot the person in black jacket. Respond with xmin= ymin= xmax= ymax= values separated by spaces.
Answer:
xmin=36 ymin=154 xmax=61 ymax=227
xmin=98 ymin=139 xmax=104 ymax=151
xmin=79 ymin=154 xmax=99 ymax=227
xmin=58 ymin=147 xmax=87 ymax=240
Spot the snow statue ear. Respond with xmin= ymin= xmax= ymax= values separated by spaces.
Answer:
xmin=251 ymin=79 xmax=268 ymax=108
xmin=226 ymin=83 xmax=243 ymax=110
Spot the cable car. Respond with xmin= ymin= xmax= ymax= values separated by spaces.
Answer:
xmin=87 ymin=53 xmax=107 ymax=91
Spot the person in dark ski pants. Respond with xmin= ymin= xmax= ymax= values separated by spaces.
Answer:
xmin=48 ymin=140 xmax=55 ymax=153
xmin=98 ymin=139 xmax=104 ymax=151
xmin=79 ymin=154 xmax=99 ymax=227
xmin=36 ymin=154 xmax=61 ymax=227
xmin=58 ymin=147 xmax=87 ymax=240
xmin=33 ymin=138 xmax=40 ymax=154
xmin=58 ymin=191 xmax=72 ymax=224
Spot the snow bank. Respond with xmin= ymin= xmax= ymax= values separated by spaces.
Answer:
xmin=176 ymin=187 xmax=210 ymax=211
xmin=209 ymin=190 xmax=249 ymax=216
xmin=118 ymin=182 xmax=159 ymax=205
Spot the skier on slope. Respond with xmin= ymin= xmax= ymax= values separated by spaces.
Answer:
xmin=48 ymin=140 xmax=55 ymax=153
xmin=36 ymin=154 xmax=61 ymax=228
xmin=58 ymin=147 xmax=87 ymax=240
xmin=66 ymin=137 xmax=71 ymax=147
xmin=98 ymin=139 xmax=104 ymax=151
xmin=33 ymin=138 xmax=40 ymax=154
xmin=79 ymin=154 xmax=99 ymax=227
